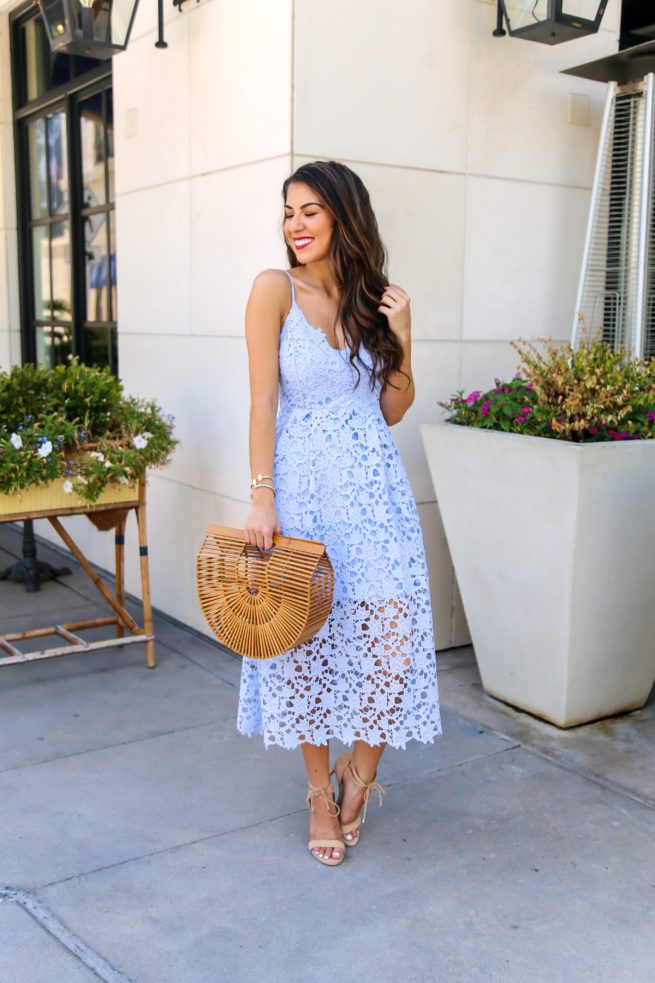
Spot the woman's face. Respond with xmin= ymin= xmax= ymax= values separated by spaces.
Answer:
xmin=283 ymin=182 xmax=334 ymax=264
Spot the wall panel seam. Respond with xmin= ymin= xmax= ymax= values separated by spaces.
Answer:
xmin=292 ymin=153 xmax=595 ymax=193
xmin=116 ymin=153 xmax=292 ymax=199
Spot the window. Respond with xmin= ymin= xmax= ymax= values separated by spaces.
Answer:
xmin=11 ymin=5 xmax=117 ymax=372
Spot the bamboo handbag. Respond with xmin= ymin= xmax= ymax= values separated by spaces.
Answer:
xmin=196 ymin=525 xmax=334 ymax=659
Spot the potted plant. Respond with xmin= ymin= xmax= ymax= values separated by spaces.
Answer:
xmin=0 ymin=360 xmax=177 ymax=519
xmin=421 ymin=335 xmax=655 ymax=728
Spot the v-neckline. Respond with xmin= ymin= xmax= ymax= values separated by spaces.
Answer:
xmin=290 ymin=300 xmax=349 ymax=354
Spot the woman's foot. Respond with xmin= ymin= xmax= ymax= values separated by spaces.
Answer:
xmin=334 ymin=753 xmax=386 ymax=846
xmin=307 ymin=783 xmax=345 ymax=865
xmin=338 ymin=758 xmax=363 ymax=845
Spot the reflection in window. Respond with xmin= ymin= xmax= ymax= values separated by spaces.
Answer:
xmin=109 ymin=209 xmax=117 ymax=320
xmin=48 ymin=112 xmax=68 ymax=214
xmin=32 ymin=225 xmax=50 ymax=320
xmin=84 ymin=325 xmax=115 ymax=368
xmin=51 ymin=220 xmax=72 ymax=320
xmin=36 ymin=324 xmax=73 ymax=366
xmin=107 ymin=89 xmax=114 ymax=202
xmin=85 ymin=211 xmax=108 ymax=322
xmin=80 ymin=93 xmax=106 ymax=206
xmin=28 ymin=119 xmax=48 ymax=219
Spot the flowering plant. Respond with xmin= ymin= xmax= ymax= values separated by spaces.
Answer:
xmin=439 ymin=335 xmax=655 ymax=443
xmin=0 ymin=361 xmax=178 ymax=501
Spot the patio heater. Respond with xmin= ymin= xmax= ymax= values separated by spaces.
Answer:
xmin=564 ymin=41 xmax=655 ymax=358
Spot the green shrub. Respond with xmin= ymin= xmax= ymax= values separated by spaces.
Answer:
xmin=439 ymin=335 xmax=655 ymax=443
xmin=0 ymin=360 xmax=178 ymax=500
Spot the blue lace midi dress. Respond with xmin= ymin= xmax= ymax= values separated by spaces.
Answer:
xmin=237 ymin=271 xmax=441 ymax=749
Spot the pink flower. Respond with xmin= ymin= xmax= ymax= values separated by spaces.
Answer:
xmin=480 ymin=400 xmax=491 ymax=417
xmin=588 ymin=427 xmax=598 ymax=435
xmin=647 ymin=412 xmax=655 ymax=421
xmin=524 ymin=383 xmax=533 ymax=392
xmin=521 ymin=407 xmax=531 ymax=414
xmin=466 ymin=390 xmax=482 ymax=404
xmin=516 ymin=416 xmax=526 ymax=424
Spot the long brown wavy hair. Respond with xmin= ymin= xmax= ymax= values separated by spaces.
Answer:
xmin=282 ymin=161 xmax=407 ymax=391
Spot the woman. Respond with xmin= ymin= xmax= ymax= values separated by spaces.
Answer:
xmin=238 ymin=161 xmax=441 ymax=866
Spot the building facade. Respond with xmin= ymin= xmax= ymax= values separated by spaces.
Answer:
xmin=0 ymin=0 xmax=621 ymax=648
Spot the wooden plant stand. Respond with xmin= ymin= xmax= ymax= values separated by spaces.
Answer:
xmin=0 ymin=478 xmax=155 ymax=669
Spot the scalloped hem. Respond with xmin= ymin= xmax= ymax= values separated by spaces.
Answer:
xmin=236 ymin=719 xmax=442 ymax=751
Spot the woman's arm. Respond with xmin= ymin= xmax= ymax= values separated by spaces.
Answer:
xmin=378 ymin=284 xmax=416 ymax=427
xmin=243 ymin=270 xmax=287 ymax=550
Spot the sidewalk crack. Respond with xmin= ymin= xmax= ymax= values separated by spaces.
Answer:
xmin=0 ymin=887 xmax=134 ymax=983
xmin=35 ymin=744 xmax=522 ymax=893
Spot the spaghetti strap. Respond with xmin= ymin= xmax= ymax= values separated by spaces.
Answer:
xmin=284 ymin=270 xmax=296 ymax=307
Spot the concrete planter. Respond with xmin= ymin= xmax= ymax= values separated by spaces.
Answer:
xmin=420 ymin=422 xmax=655 ymax=727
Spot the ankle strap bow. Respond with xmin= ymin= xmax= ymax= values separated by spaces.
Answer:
xmin=306 ymin=783 xmax=341 ymax=818
xmin=348 ymin=760 xmax=386 ymax=824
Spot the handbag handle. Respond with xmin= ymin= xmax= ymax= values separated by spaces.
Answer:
xmin=206 ymin=525 xmax=327 ymax=557
xmin=209 ymin=526 xmax=325 ymax=596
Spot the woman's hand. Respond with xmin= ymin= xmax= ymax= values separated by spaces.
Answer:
xmin=244 ymin=492 xmax=280 ymax=551
xmin=377 ymin=283 xmax=415 ymax=426
xmin=378 ymin=284 xmax=411 ymax=343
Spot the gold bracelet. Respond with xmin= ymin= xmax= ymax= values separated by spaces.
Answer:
xmin=250 ymin=473 xmax=274 ymax=489
xmin=251 ymin=482 xmax=276 ymax=497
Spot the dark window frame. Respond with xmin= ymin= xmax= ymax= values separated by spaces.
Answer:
xmin=10 ymin=2 xmax=116 ymax=371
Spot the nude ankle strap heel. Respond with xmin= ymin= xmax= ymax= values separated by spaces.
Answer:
xmin=306 ymin=783 xmax=345 ymax=867
xmin=332 ymin=753 xmax=385 ymax=847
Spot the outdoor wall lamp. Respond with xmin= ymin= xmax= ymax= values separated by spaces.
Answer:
xmin=36 ymin=0 xmax=189 ymax=58
xmin=495 ymin=0 xmax=607 ymax=45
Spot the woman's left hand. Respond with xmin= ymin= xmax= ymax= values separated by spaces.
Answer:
xmin=378 ymin=284 xmax=411 ymax=343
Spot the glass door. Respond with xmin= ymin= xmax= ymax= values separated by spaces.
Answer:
xmin=24 ymin=106 xmax=74 ymax=366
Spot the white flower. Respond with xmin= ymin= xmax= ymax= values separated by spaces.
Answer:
xmin=143 ymin=431 xmax=153 ymax=439
xmin=89 ymin=451 xmax=105 ymax=462
xmin=62 ymin=480 xmax=73 ymax=494
xmin=104 ymin=460 xmax=111 ymax=469
xmin=77 ymin=476 xmax=88 ymax=485
xmin=10 ymin=432 xmax=22 ymax=449
xmin=118 ymin=474 xmax=129 ymax=485
xmin=37 ymin=439 xmax=53 ymax=458
xmin=133 ymin=434 xmax=148 ymax=450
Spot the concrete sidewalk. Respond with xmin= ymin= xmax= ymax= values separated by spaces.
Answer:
xmin=1 ymin=522 xmax=653 ymax=983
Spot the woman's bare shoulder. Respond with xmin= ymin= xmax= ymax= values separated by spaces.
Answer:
xmin=247 ymin=270 xmax=292 ymax=334
xmin=250 ymin=268 xmax=292 ymax=301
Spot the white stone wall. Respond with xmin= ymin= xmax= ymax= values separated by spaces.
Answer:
xmin=0 ymin=0 xmax=621 ymax=649
xmin=291 ymin=0 xmax=620 ymax=647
